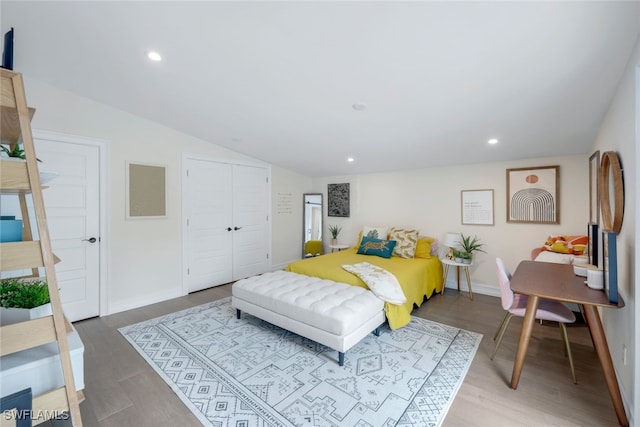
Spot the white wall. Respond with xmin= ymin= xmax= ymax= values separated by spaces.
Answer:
xmin=22 ymin=76 xmax=307 ymax=313
xmin=311 ymin=155 xmax=588 ymax=294
xmin=592 ymin=35 xmax=639 ymax=424
xmin=271 ymin=167 xmax=312 ymax=270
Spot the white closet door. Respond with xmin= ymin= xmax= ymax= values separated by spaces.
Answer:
xmin=232 ymin=165 xmax=270 ymax=280
xmin=185 ymin=159 xmax=233 ymax=292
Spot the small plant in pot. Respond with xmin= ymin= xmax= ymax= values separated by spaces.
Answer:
xmin=459 ymin=233 xmax=486 ymax=264
xmin=0 ymin=144 xmax=42 ymax=162
xmin=0 ymin=278 xmax=51 ymax=325
xmin=328 ymin=224 xmax=342 ymax=245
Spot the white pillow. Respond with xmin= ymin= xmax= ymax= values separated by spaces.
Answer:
xmin=534 ymin=251 xmax=574 ymax=264
xmin=342 ymin=262 xmax=406 ymax=304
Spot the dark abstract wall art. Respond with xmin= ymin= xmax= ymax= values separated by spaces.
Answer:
xmin=328 ymin=183 xmax=350 ymax=217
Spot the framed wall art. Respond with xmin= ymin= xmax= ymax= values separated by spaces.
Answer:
xmin=126 ymin=162 xmax=167 ymax=219
xmin=589 ymin=150 xmax=600 ymax=224
xmin=461 ymin=189 xmax=494 ymax=225
xmin=327 ymin=183 xmax=350 ymax=217
xmin=506 ymin=165 xmax=559 ymax=224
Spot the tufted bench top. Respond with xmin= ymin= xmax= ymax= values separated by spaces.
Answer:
xmin=232 ymin=270 xmax=384 ymax=336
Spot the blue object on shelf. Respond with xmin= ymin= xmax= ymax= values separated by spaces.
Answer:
xmin=0 ymin=215 xmax=16 ymax=220
xmin=0 ymin=219 xmax=23 ymax=242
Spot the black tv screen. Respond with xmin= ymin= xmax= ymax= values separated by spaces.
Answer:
xmin=2 ymin=27 xmax=14 ymax=70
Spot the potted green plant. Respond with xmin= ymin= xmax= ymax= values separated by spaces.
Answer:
xmin=0 ymin=144 xmax=41 ymax=162
xmin=459 ymin=233 xmax=486 ymax=264
xmin=328 ymin=224 xmax=342 ymax=245
xmin=0 ymin=278 xmax=52 ymax=325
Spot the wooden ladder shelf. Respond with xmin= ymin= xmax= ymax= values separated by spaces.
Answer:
xmin=0 ymin=68 xmax=83 ymax=425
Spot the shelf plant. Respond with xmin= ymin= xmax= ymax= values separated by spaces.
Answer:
xmin=0 ymin=278 xmax=50 ymax=309
xmin=0 ymin=144 xmax=41 ymax=162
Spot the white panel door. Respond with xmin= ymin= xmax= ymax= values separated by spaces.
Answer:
xmin=31 ymin=138 xmax=101 ymax=321
xmin=185 ymin=159 xmax=233 ymax=292
xmin=232 ymin=165 xmax=269 ymax=280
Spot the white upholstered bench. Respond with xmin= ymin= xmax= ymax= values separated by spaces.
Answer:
xmin=231 ymin=270 xmax=385 ymax=366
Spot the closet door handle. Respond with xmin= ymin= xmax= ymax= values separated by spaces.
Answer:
xmin=82 ymin=237 xmax=97 ymax=243
xmin=226 ymin=227 xmax=232 ymax=232
xmin=234 ymin=226 xmax=242 ymax=231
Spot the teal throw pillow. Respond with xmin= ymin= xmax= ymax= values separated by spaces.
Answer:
xmin=357 ymin=236 xmax=397 ymax=259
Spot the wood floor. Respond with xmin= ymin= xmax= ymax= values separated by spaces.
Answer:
xmin=69 ymin=285 xmax=623 ymax=427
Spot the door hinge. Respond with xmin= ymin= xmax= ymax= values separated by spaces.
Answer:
xmin=267 ymin=253 xmax=269 ymax=259
xmin=187 ymin=218 xmax=190 ymax=227
xmin=186 ymin=169 xmax=189 ymax=177
xmin=187 ymin=268 xmax=190 ymax=275
xmin=266 ymin=177 xmax=268 ymax=183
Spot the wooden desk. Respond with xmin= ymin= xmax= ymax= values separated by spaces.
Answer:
xmin=510 ymin=261 xmax=627 ymax=426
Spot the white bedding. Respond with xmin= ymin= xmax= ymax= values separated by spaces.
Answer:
xmin=342 ymin=262 xmax=407 ymax=304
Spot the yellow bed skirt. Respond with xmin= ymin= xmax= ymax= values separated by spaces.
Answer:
xmin=285 ymin=248 xmax=444 ymax=329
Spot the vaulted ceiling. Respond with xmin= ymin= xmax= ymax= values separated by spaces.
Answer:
xmin=2 ymin=1 xmax=639 ymax=177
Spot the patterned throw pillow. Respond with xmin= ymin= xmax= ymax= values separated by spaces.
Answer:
xmin=357 ymin=236 xmax=397 ymax=259
xmin=362 ymin=225 xmax=389 ymax=240
xmin=354 ymin=225 xmax=389 ymax=247
xmin=389 ymin=227 xmax=419 ymax=259
xmin=543 ymin=235 xmax=588 ymax=255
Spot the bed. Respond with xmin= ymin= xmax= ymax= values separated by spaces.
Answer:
xmin=285 ymin=247 xmax=443 ymax=329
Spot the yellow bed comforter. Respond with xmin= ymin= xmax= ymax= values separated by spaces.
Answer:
xmin=285 ymin=248 xmax=443 ymax=329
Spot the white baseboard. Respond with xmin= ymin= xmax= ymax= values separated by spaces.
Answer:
xmin=108 ymin=288 xmax=183 ymax=316
xmin=444 ymin=279 xmax=500 ymax=298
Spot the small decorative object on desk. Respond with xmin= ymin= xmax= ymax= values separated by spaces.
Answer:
xmin=328 ymin=224 xmax=342 ymax=245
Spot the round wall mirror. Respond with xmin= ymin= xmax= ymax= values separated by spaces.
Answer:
xmin=302 ymin=193 xmax=323 ymax=257
xmin=598 ymin=151 xmax=624 ymax=233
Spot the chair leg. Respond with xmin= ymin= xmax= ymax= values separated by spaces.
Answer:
xmin=491 ymin=314 xmax=514 ymax=360
xmin=559 ymin=323 xmax=577 ymax=384
xmin=493 ymin=312 xmax=510 ymax=341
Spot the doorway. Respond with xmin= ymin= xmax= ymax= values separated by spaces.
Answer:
xmin=32 ymin=130 xmax=108 ymax=321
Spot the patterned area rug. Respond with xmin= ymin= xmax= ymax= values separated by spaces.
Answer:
xmin=119 ymin=297 xmax=482 ymax=427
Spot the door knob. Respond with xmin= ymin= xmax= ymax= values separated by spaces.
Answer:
xmin=226 ymin=227 xmax=232 ymax=231
xmin=234 ymin=226 xmax=242 ymax=231
xmin=83 ymin=237 xmax=97 ymax=243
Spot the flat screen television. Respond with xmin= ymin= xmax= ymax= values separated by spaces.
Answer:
xmin=2 ymin=27 xmax=14 ymax=70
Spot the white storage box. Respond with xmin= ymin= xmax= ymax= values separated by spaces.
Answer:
xmin=0 ymin=324 xmax=84 ymax=397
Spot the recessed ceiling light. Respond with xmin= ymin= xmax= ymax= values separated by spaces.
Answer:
xmin=352 ymin=103 xmax=367 ymax=111
xmin=146 ymin=51 xmax=162 ymax=61
xmin=347 ymin=157 xmax=355 ymax=163
xmin=488 ymin=138 xmax=499 ymax=145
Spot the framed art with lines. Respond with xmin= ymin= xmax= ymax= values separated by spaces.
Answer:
xmin=506 ymin=165 xmax=559 ymax=224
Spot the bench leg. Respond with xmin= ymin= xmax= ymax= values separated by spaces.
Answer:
xmin=236 ymin=309 xmax=241 ymax=319
xmin=338 ymin=352 xmax=345 ymax=366
xmin=373 ymin=327 xmax=381 ymax=336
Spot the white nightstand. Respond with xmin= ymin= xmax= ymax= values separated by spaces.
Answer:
xmin=329 ymin=244 xmax=350 ymax=253
xmin=441 ymin=257 xmax=474 ymax=300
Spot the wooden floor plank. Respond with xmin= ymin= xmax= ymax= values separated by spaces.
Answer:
xmin=64 ymin=284 xmax=621 ymax=426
